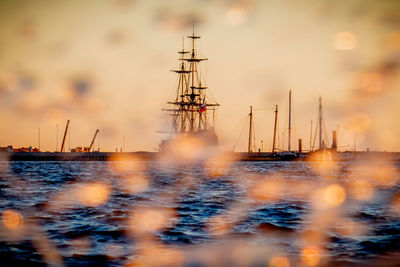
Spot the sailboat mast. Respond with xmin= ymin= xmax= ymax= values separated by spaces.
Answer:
xmin=319 ymin=97 xmax=322 ymax=150
xmin=248 ymin=106 xmax=253 ymax=153
xmin=38 ymin=127 xmax=40 ymax=150
xmin=288 ymin=89 xmax=292 ymax=151
xmin=309 ymin=120 xmax=313 ymax=152
xmin=272 ymin=105 xmax=278 ymax=153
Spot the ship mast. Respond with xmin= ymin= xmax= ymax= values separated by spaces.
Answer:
xmin=189 ymin=24 xmax=197 ymax=132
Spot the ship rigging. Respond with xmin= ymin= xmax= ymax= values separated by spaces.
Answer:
xmin=162 ymin=27 xmax=220 ymax=137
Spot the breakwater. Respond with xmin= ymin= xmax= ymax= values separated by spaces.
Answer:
xmin=2 ymin=151 xmax=400 ymax=161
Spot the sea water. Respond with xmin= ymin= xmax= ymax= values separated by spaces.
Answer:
xmin=0 ymin=160 xmax=399 ymax=266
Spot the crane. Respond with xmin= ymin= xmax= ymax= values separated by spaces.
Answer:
xmin=88 ymin=129 xmax=99 ymax=152
xmin=60 ymin=120 xmax=70 ymax=152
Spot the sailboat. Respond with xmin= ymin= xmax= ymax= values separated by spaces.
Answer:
xmin=160 ymin=26 xmax=220 ymax=151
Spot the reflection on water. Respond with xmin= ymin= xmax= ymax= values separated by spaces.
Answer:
xmin=0 ymin=160 xmax=399 ymax=266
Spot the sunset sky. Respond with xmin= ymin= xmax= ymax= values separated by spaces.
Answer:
xmin=1 ymin=0 xmax=400 ymax=152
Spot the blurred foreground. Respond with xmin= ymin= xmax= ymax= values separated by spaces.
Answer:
xmin=1 ymin=153 xmax=400 ymax=266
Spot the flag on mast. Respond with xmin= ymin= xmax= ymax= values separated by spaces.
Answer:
xmin=200 ymin=103 xmax=206 ymax=113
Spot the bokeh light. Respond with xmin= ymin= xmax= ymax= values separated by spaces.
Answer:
xmin=1 ymin=0 xmax=400 ymax=266
xmin=334 ymin=31 xmax=358 ymax=50
xmin=250 ymin=177 xmax=283 ymax=202
xmin=322 ymin=184 xmax=346 ymax=208
xmin=301 ymin=246 xmax=321 ymax=267
xmin=347 ymin=179 xmax=374 ymax=201
xmin=2 ymin=209 xmax=23 ymax=231
xmin=129 ymin=207 xmax=176 ymax=235
xmin=75 ymin=182 xmax=111 ymax=207
xmin=269 ymin=256 xmax=290 ymax=267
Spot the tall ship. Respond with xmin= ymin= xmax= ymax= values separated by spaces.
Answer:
xmin=160 ymin=28 xmax=220 ymax=150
